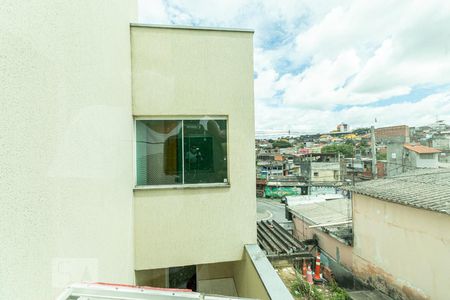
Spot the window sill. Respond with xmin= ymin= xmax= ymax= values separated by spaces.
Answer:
xmin=133 ymin=183 xmax=230 ymax=191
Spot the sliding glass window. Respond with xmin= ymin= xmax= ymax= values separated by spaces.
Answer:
xmin=135 ymin=118 xmax=228 ymax=186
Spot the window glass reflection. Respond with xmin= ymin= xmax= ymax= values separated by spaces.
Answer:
xmin=136 ymin=120 xmax=182 ymax=185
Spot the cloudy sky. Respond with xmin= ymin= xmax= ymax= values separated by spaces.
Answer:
xmin=138 ymin=0 xmax=450 ymax=135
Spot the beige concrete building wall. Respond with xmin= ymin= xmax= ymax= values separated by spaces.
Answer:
xmin=0 ymin=1 xmax=137 ymax=299
xmin=197 ymin=261 xmax=235 ymax=281
xmin=312 ymin=169 xmax=339 ymax=183
xmin=131 ymin=26 xmax=256 ymax=270
xmin=232 ymin=251 xmax=270 ymax=300
xmin=292 ymin=216 xmax=352 ymax=269
xmin=197 ymin=261 xmax=237 ymax=297
xmin=353 ymin=194 xmax=450 ymax=300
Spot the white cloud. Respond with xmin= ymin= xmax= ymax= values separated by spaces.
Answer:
xmin=138 ymin=0 xmax=170 ymax=23
xmin=282 ymin=49 xmax=361 ymax=108
xmin=138 ymin=0 xmax=450 ymax=133
xmin=290 ymin=0 xmax=450 ymax=106
xmin=165 ymin=0 xmax=250 ymax=24
xmin=256 ymin=92 xmax=450 ymax=134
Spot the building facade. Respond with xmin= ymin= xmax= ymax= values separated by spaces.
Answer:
xmin=1 ymin=2 xmax=137 ymax=299
xmin=131 ymin=24 xmax=256 ymax=270
xmin=375 ymin=125 xmax=410 ymax=144
xmin=1 ymin=2 xmax=292 ymax=299
xmin=350 ymin=170 xmax=450 ymax=300
xmin=387 ymin=144 xmax=440 ymax=176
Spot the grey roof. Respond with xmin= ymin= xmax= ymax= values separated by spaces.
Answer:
xmin=289 ymin=198 xmax=353 ymax=243
xmin=289 ymin=198 xmax=351 ymax=225
xmin=347 ymin=169 xmax=450 ymax=215
xmin=256 ymin=220 xmax=311 ymax=259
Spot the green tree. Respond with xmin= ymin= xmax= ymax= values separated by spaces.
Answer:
xmin=273 ymin=139 xmax=292 ymax=148
xmin=322 ymin=144 xmax=354 ymax=157
xmin=353 ymin=127 xmax=370 ymax=135
xmin=377 ymin=152 xmax=387 ymax=160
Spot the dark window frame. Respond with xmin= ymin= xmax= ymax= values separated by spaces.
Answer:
xmin=134 ymin=117 xmax=229 ymax=188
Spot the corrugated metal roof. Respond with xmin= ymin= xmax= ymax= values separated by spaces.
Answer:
xmin=346 ymin=169 xmax=450 ymax=215
xmin=289 ymin=198 xmax=351 ymax=225
xmin=256 ymin=220 xmax=312 ymax=259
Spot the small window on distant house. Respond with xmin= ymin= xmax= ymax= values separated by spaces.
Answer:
xmin=420 ymin=153 xmax=434 ymax=159
xmin=135 ymin=118 xmax=228 ymax=186
xmin=314 ymin=172 xmax=319 ymax=177
xmin=334 ymin=170 xmax=339 ymax=179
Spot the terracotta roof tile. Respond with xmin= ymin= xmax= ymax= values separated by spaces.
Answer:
xmin=403 ymin=144 xmax=441 ymax=154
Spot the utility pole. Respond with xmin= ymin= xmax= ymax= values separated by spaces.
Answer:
xmin=308 ymin=153 xmax=312 ymax=195
xmin=338 ymin=153 xmax=341 ymax=183
xmin=352 ymin=150 xmax=355 ymax=186
xmin=371 ymin=125 xmax=377 ymax=179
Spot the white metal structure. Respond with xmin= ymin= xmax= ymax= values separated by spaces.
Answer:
xmin=57 ymin=283 xmax=256 ymax=300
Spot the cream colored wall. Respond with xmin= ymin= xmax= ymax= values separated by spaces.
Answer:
xmin=197 ymin=261 xmax=237 ymax=297
xmin=232 ymin=251 xmax=270 ymax=300
xmin=313 ymin=169 xmax=337 ymax=182
xmin=353 ymin=194 xmax=450 ymax=300
xmin=292 ymin=216 xmax=352 ymax=269
xmin=0 ymin=1 xmax=136 ymax=299
xmin=131 ymin=27 xmax=256 ymax=270
xmin=197 ymin=261 xmax=235 ymax=281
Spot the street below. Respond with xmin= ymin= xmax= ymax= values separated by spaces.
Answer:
xmin=256 ymin=197 xmax=288 ymax=223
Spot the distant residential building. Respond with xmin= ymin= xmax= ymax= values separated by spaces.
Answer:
xmin=256 ymin=153 xmax=283 ymax=161
xmin=375 ymin=125 xmax=410 ymax=144
xmin=319 ymin=134 xmax=333 ymax=143
xmin=279 ymin=147 xmax=295 ymax=155
xmin=345 ymin=158 xmax=385 ymax=180
xmin=348 ymin=169 xmax=450 ymax=300
xmin=299 ymin=153 xmax=342 ymax=184
xmin=336 ymin=123 xmax=349 ymax=132
xmin=298 ymin=147 xmax=311 ymax=155
xmin=430 ymin=120 xmax=447 ymax=131
xmin=311 ymin=146 xmax=322 ymax=153
xmin=310 ymin=162 xmax=341 ymax=183
xmin=343 ymin=133 xmax=358 ymax=140
xmin=299 ymin=146 xmax=322 ymax=154
xmin=257 ymin=161 xmax=284 ymax=177
xmin=387 ymin=143 xmax=440 ymax=176
xmin=411 ymin=121 xmax=449 ymax=145
xmin=404 ymin=144 xmax=441 ymax=168
xmin=430 ymin=134 xmax=450 ymax=150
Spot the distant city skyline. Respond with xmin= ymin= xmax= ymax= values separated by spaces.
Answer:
xmin=139 ymin=0 xmax=450 ymax=133
xmin=255 ymin=119 xmax=449 ymax=138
